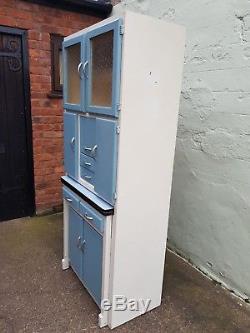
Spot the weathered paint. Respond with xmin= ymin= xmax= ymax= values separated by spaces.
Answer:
xmin=116 ymin=0 xmax=250 ymax=300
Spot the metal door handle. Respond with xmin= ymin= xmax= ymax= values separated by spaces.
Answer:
xmin=71 ymin=137 xmax=75 ymax=145
xmin=65 ymin=197 xmax=72 ymax=203
xmin=84 ymin=175 xmax=92 ymax=180
xmin=84 ymin=147 xmax=92 ymax=151
xmin=78 ymin=62 xmax=83 ymax=79
xmin=82 ymin=60 xmax=88 ymax=78
xmin=77 ymin=237 xmax=86 ymax=251
xmin=80 ymin=240 xmax=86 ymax=252
xmin=77 ymin=236 xmax=81 ymax=248
xmin=85 ymin=162 xmax=91 ymax=166
xmin=84 ymin=213 xmax=93 ymax=221
xmin=92 ymin=145 xmax=98 ymax=155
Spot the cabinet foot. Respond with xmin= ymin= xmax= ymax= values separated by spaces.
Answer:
xmin=62 ymin=258 xmax=69 ymax=270
xmin=98 ymin=313 xmax=108 ymax=328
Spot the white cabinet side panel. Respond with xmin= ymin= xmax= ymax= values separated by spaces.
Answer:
xmin=108 ymin=11 xmax=185 ymax=329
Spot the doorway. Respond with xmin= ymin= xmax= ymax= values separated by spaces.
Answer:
xmin=0 ymin=26 xmax=35 ymax=222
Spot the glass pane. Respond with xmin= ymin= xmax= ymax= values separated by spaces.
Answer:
xmin=66 ymin=43 xmax=80 ymax=104
xmin=90 ymin=30 xmax=113 ymax=107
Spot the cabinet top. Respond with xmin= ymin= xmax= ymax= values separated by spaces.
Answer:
xmin=64 ymin=9 xmax=185 ymax=43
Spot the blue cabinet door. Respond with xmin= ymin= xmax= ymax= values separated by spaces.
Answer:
xmin=83 ymin=220 xmax=103 ymax=306
xmin=84 ymin=18 xmax=123 ymax=117
xmin=95 ymin=118 xmax=117 ymax=205
xmin=69 ymin=206 xmax=83 ymax=280
xmin=64 ymin=112 xmax=77 ymax=179
xmin=63 ymin=35 xmax=85 ymax=111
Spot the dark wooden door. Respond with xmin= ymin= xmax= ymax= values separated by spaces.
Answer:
xmin=0 ymin=27 xmax=35 ymax=222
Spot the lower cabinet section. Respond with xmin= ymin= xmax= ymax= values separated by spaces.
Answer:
xmin=68 ymin=205 xmax=103 ymax=306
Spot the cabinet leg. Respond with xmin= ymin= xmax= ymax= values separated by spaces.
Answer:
xmin=98 ymin=313 xmax=107 ymax=328
xmin=62 ymin=258 xmax=70 ymax=270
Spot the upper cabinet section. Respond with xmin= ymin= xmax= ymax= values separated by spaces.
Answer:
xmin=63 ymin=18 xmax=123 ymax=118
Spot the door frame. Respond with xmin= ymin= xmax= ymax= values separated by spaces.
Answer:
xmin=0 ymin=25 xmax=35 ymax=217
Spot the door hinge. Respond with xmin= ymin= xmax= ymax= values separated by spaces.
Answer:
xmin=117 ymin=103 xmax=121 ymax=112
xmin=120 ymin=25 xmax=125 ymax=35
xmin=116 ymin=125 xmax=120 ymax=134
xmin=113 ymin=192 xmax=117 ymax=201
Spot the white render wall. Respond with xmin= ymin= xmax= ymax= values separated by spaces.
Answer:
xmin=115 ymin=0 xmax=250 ymax=300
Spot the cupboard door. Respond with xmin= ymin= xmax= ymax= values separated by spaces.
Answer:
xmin=63 ymin=35 xmax=85 ymax=111
xmin=83 ymin=221 xmax=103 ymax=306
xmin=95 ymin=118 xmax=117 ymax=205
xmin=69 ymin=207 xmax=83 ymax=280
xmin=85 ymin=18 xmax=123 ymax=117
xmin=64 ymin=112 xmax=77 ymax=179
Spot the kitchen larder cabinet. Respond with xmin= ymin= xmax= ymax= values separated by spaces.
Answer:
xmin=62 ymin=8 xmax=185 ymax=329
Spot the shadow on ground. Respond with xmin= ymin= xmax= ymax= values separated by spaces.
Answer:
xmin=0 ymin=214 xmax=249 ymax=332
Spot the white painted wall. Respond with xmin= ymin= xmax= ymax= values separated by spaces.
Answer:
xmin=115 ymin=0 xmax=250 ymax=300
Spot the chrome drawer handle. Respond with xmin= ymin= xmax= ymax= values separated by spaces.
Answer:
xmin=65 ymin=197 xmax=72 ymax=203
xmin=84 ymin=145 xmax=98 ymax=156
xmin=84 ymin=175 xmax=92 ymax=180
xmin=84 ymin=213 xmax=93 ymax=221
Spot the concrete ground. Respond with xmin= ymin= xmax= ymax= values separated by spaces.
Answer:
xmin=0 ymin=214 xmax=249 ymax=333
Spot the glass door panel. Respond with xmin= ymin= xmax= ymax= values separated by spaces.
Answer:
xmin=85 ymin=18 xmax=123 ymax=117
xmin=91 ymin=30 xmax=113 ymax=107
xmin=67 ymin=43 xmax=80 ymax=104
xmin=63 ymin=36 xmax=84 ymax=111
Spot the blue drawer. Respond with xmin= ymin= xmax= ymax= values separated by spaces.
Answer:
xmin=80 ymin=153 xmax=96 ymax=173
xmin=80 ymin=167 xmax=95 ymax=186
xmin=63 ymin=187 xmax=79 ymax=211
xmin=79 ymin=201 xmax=104 ymax=234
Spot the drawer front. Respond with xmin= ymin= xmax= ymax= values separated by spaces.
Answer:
xmin=80 ymin=201 xmax=104 ymax=234
xmin=80 ymin=154 xmax=95 ymax=173
xmin=80 ymin=167 xmax=95 ymax=186
xmin=63 ymin=187 xmax=79 ymax=211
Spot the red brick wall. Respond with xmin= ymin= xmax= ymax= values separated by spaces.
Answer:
xmin=0 ymin=0 xmax=100 ymax=214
